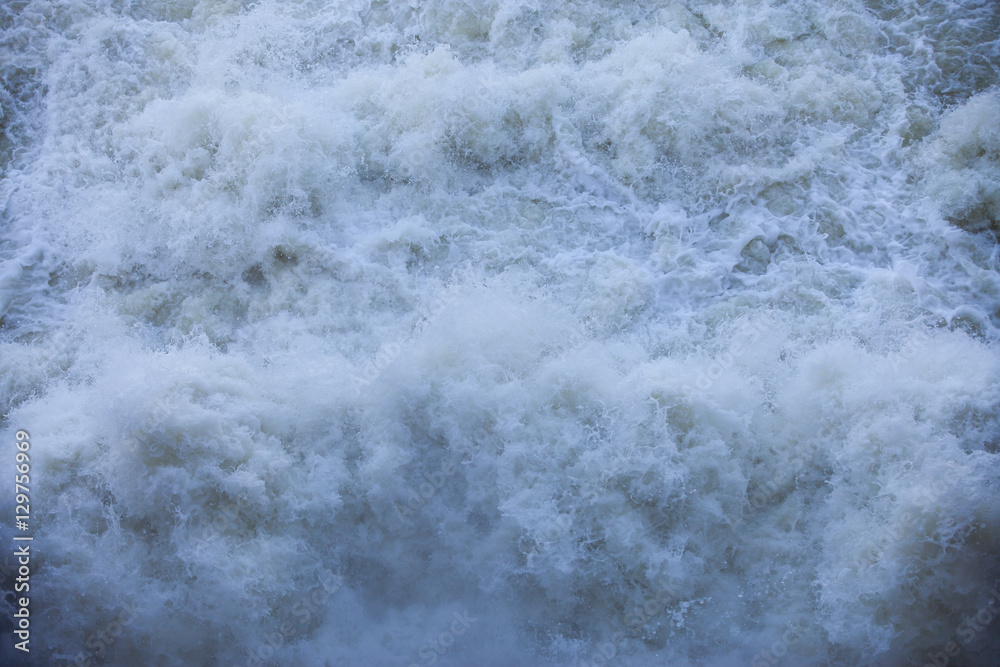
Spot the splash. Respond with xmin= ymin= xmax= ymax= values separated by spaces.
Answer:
xmin=1 ymin=0 xmax=999 ymax=665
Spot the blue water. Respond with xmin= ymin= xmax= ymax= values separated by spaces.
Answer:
xmin=1 ymin=1 xmax=999 ymax=665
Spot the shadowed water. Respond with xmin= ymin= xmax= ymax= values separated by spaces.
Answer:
xmin=1 ymin=1 xmax=999 ymax=665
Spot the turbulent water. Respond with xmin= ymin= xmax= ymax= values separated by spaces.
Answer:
xmin=1 ymin=0 xmax=999 ymax=665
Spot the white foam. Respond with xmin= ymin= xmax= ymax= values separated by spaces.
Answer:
xmin=1 ymin=0 xmax=999 ymax=665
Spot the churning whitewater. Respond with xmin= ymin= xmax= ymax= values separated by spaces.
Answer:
xmin=1 ymin=0 xmax=999 ymax=665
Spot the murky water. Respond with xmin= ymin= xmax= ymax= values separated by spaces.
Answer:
xmin=1 ymin=1 xmax=999 ymax=664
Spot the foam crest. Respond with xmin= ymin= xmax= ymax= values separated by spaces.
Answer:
xmin=1 ymin=1 xmax=999 ymax=665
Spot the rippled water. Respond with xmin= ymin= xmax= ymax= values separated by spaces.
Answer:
xmin=1 ymin=1 xmax=999 ymax=665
